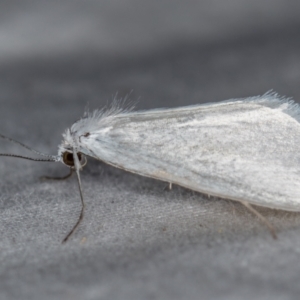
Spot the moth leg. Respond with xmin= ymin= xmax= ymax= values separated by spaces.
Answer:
xmin=241 ymin=201 xmax=277 ymax=239
xmin=163 ymin=182 xmax=173 ymax=191
xmin=40 ymin=168 xmax=73 ymax=181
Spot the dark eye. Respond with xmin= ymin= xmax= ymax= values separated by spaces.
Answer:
xmin=62 ymin=152 xmax=82 ymax=167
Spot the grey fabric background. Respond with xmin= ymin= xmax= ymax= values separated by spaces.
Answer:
xmin=1 ymin=1 xmax=300 ymax=299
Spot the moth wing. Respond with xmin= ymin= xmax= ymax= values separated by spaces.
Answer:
xmin=80 ymin=94 xmax=300 ymax=211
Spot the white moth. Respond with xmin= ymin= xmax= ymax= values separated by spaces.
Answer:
xmin=1 ymin=91 xmax=300 ymax=241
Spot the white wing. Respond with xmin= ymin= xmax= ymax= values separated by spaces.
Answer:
xmin=73 ymin=94 xmax=300 ymax=211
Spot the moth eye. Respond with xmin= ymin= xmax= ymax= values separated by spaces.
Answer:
xmin=62 ymin=152 xmax=82 ymax=167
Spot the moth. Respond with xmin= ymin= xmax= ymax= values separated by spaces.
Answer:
xmin=1 ymin=92 xmax=300 ymax=242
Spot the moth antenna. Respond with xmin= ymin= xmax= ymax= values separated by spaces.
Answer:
xmin=0 ymin=153 xmax=56 ymax=162
xmin=62 ymin=149 xmax=85 ymax=243
xmin=0 ymin=133 xmax=58 ymax=160
xmin=241 ymin=201 xmax=277 ymax=239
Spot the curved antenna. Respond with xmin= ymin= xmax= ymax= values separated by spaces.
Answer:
xmin=0 ymin=133 xmax=58 ymax=161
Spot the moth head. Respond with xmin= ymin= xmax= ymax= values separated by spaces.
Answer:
xmin=61 ymin=151 xmax=87 ymax=168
